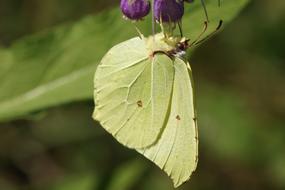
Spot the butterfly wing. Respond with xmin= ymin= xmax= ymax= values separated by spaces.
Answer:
xmin=93 ymin=37 xmax=174 ymax=149
xmin=138 ymin=56 xmax=198 ymax=188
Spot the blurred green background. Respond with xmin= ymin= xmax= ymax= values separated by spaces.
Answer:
xmin=0 ymin=0 xmax=284 ymax=190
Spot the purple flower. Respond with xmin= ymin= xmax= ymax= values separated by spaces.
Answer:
xmin=120 ymin=0 xmax=151 ymax=20
xmin=154 ymin=0 xmax=184 ymax=23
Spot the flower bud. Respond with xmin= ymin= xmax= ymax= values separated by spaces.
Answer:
xmin=120 ymin=0 xmax=151 ymax=20
xmin=154 ymin=0 xmax=184 ymax=23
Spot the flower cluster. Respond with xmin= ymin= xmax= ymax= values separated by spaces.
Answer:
xmin=120 ymin=0 xmax=194 ymax=22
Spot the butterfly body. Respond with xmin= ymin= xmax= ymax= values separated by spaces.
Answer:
xmin=152 ymin=37 xmax=190 ymax=60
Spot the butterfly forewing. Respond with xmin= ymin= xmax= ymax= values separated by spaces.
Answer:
xmin=138 ymin=57 xmax=198 ymax=187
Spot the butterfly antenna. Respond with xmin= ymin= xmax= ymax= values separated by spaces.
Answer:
xmin=201 ymin=0 xmax=209 ymax=22
xmin=188 ymin=20 xmax=208 ymax=47
xmin=194 ymin=20 xmax=223 ymax=45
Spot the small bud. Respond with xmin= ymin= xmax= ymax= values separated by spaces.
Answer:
xmin=154 ymin=0 xmax=184 ymax=23
xmin=120 ymin=0 xmax=151 ymax=20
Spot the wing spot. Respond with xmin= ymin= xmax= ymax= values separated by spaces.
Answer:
xmin=176 ymin=115 xmax=181 ymax=120
xmin=195 ymin=156 xmax=198 ymax=163
xmin=137 ymin=100 xmax=143 ymax=107
xmin=193 ymin=117 xmax=197 ymax=121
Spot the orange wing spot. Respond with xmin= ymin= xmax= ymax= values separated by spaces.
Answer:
xmin=137 ymin=100 xmax=143 ymax=108
xmin=176 ymin=115 xmax=181 ymax=120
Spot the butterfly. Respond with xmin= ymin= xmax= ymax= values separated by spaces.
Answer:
xmin=93 ymin=0 xmax=223 ymax=186
xmin=93 ymin=33 xmax=198 ymax=187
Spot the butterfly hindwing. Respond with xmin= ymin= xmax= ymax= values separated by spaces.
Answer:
xmin=93 ymin=37 xmax=174 ymax=149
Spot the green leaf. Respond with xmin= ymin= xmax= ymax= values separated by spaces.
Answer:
xmin=0 ymin=0 xmax=249 ymax=121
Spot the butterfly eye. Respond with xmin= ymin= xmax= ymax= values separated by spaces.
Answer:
xmin=177 ymin=43 xmax=184 ymax=49
xmin=120 ymin=0 xmax=151 ymax=20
